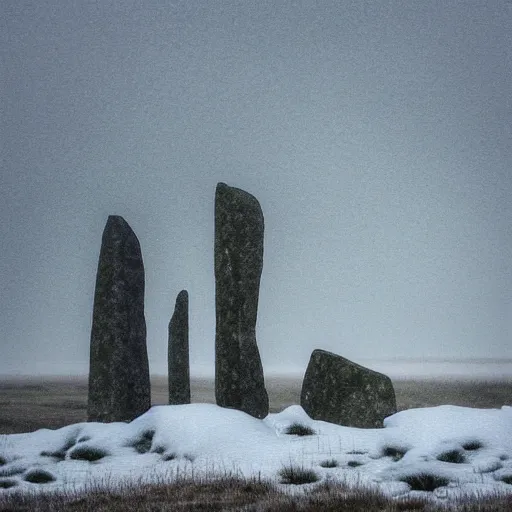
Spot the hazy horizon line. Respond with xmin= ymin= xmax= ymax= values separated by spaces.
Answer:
xmin=3 ymin=357 xmax=512 ymax=381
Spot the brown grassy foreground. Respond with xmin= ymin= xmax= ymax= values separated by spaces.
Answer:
xmin=1 ymin=474 xmax=512 ymax=511
xmin=1 ymin=376 xmax=512 ymax=510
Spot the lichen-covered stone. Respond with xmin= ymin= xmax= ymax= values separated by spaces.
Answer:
xmin=214 ymin=182 xmax=269 ymax=419
xmin=88 ymin=216 xmax=150 ymax=423
xmin=300 ymin=349 xmax=396 ymax=428
xmin=168 ymin=290 xmax=190 ymax=405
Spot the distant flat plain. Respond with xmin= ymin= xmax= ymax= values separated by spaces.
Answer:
xmin=1 ymin=375 xmax=511 ymax=435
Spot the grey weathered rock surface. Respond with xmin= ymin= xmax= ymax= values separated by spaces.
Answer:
xmin=214 ymin=182 xmax=269 ymax=419
xmin=88 ymin=215 xmax=150 ymax=423
xmin=168 ymin=290 xmax=190 ymax=405
xmin=300 ymin=349 xmax=396 ymax=428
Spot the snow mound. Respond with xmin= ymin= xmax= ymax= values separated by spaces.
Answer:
xmin=1 ymin=403 xmax=512 ymax=504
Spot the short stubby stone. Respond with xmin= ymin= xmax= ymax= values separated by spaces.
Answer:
xmin=300 ymin=349 xmax=396 ymax=428
xmin=168 ymin=290 xmax=190 ymax=405
xmin=88 ymin=215 xmax=151 ymax=423
xmin=214 ymin=182 xmax=269 ymax=419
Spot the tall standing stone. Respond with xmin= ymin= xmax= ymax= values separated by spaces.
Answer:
xmin=168 ymin=290 xmax=190 ymax=405
xmin=88 ymin=215 xmax=150 ymax=423
xmin=215 ymin=182 xmax=269 ymax=419
xmin=300 ymin=349 xmax=396 ymax=428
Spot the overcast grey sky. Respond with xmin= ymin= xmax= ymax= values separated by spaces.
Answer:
xmin=2 ymin=1 xmax=511 ymax=377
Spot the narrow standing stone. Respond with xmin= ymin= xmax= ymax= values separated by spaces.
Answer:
xmin=88 ymin=215 xmax=150 ymax=423
xmin=168 ymin=290 xmax=190 ymax=405
xmin=214 ymin=182 xmax=269 ymax=419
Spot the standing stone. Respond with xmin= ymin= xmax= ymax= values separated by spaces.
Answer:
xmin=168 ymin=290 xmax=190 ymax=405
xmin=300 ymin=349 xmax=396 ymax=428
xmin=88 ymin=215 xmax=150 ymax=423
xmin=214 ymin=182 xmax=269 ymax=419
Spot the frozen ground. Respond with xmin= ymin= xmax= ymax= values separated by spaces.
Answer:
xmin=1 ymin=403 xmax=512 ymax=505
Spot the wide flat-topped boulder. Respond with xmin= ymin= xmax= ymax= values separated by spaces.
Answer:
xmin=300 ymin=349 xmax=396 ymax=428
xmin=214 ymin=182 xmax=269 ymax=419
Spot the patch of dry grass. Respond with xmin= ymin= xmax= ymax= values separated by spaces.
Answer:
xmin=1 ymin=475 xmax=512 ymax=511
xmin=0 ymin=475 xmax=273 ymax=511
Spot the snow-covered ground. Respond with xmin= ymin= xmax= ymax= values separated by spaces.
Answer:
xmin=1 ymin=403 xmax=512 ymax=505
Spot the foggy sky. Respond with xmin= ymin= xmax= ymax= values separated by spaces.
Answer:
xmin=2 ymin=1 xmax=511 ymax=376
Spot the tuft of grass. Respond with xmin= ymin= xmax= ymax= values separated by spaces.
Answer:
xmin=0 ymin=464 xmax=25 ymax=477
xmin=24 ymin=468 xmax=56 ymax=484
xmin=40 ymin=433 xmax=78 ymax=460
xmin=463 ymin=440 xmax=483 ymax=451
xmin=500 ymin=475 xmax=512 ymax=485
xmin=284 ymin=422 xmax=316 ymax=436
xmin=347 ymin=460 xmax=364 ymax=468
xmin=0 ymin=478 xmax=17 ymax=489
xmin=0 ymin=456 xmax=5 ymax=466
xmin=381 ymin=445 xmax=407 ymax=461
xmin=400 ymin=473 xmax=450 ymax=492
xmin=128 ymin=430 xmax=155 ymax=454
xmin=151 ymin=445 xmax=166 ymax=454
xmin=319 ymin=459 xmax=338 ymax=468
xmin=279 ymin=465 xmax=319 ymax=485
xmin=163 ymin=453 xmax=177 ymax=461
xmin=437 ymin=449 xmax=466 ymax=464
xmin=69 ymin=445 xmax=108 ymax=462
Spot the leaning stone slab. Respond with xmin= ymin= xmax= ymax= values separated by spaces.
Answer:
xmin=214 ymin=182 xmax=269 ymax=419
xmin=88 ymin=215 xmax=150 ymax=423
xmin=300 ymin=349 xmax=396 ymax=428
xmin=168 ymin=290 xmax=190 ymax=405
